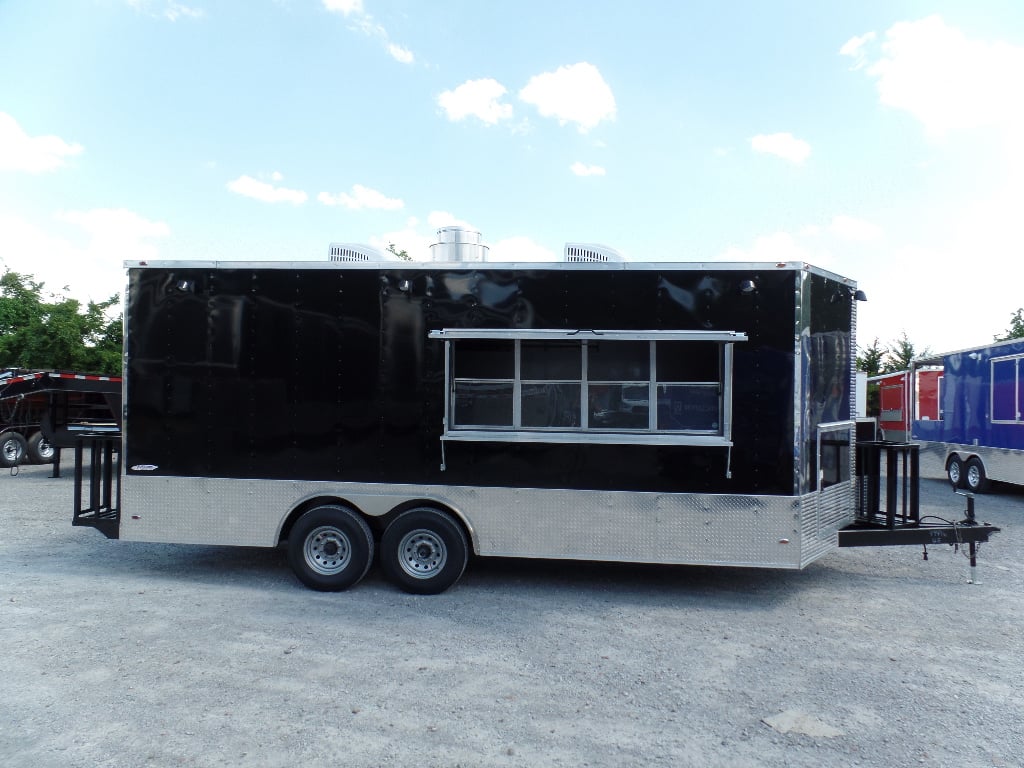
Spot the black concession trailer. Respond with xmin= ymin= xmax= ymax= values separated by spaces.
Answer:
xmin=72 ymin=255 xmax=998 ymax=593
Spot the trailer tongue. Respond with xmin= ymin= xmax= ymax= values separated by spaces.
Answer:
xmin=838 ymin=440 xmax=999 ymax=577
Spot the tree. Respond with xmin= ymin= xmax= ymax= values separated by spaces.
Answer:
xmin=857 ymin=337 xmax=885 ymax=377
xmin=884 ymin=332 xmax=929 ymax=373
xmin=0 ymin=269 xmax=122 ymax=375
xmin=857 ymin=333 xmax=930 ymax=417
xmin=387 ymin=243 xmax=411 ymax=261
xmin=857 ymin=337 xmax=887 ymax=416
xmin=996 ymin=307 xmax=1024 ymax=341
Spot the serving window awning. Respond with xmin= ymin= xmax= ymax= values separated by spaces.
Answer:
xmin=429 ymin=328 xmax=748 ymax=343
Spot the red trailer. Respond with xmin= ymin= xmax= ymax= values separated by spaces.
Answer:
xmin=868 ymin=368 xmax=942 ymax=442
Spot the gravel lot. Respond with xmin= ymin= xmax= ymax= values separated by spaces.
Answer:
xmin=1 ymin=458 xmax=1021 ymax=768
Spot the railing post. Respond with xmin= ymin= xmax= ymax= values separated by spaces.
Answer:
xmin=885 ymin=446 xmax=898 ymax=528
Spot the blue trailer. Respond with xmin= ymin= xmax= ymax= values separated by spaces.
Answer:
xmin=911 ymin=338 xmax=1024 ymax=491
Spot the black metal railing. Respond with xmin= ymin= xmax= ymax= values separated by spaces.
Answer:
xmin=73 ymin=433 xmax=121 ymax=539
xmin=855 ymin=440 xmax=919 ymax=527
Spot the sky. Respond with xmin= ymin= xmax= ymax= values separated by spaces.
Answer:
xmin=2 ymin=0 xmax=1023 ymax=356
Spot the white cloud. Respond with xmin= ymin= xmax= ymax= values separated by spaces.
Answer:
xmin=718 ymin=231 xmax=816 ymax=264
xmin=843 ymin=16 xmax=1024 ymax=137
xmin=571 ymin=162 xmax=606 ymax=177
xmin=125 ymin=0 xmax=204 ymax=21
xmin=322 ymin=0 xmax=362 ymax=14
xmin=834 ymin=17 xmax=1024 ymax=351
xmin=318 ymin=184 xmax=403 ymax=210
xmin=711 ymin=214 xmax=1024 ymax=352
xmin=717 ymin=215 xmax=881 ymax=272
xmin=750 ymin=132 xmax=812 ymax=164
xmin=438 ymin=79 xmax=513 ymax=125
xmin=226 ymin=174 xmax=307 ymax=204
xmin=0 ymin=210 xmax=168 ymax=305
xmin=322 ymin=0 xmax=413 ymax=64
xmin=388 ymin=44 xmax=414 ymax=64
xmin=427 ymin=211 xmax=474 ymax=230
xmin=839 ymin=31 xmax=876 ymax=70
xmin=57 ymin=208 xmax=170 ymax=242
xmin=488 ymin=236 xmax=557 ymax=262
xmin=519 ymin=62 xmax=616 ymax=132
xmin=163 ymin=1 xmax=203 ymax=21
xmin=853 ymin=238 xmax=1022 ymax=354
xmin=829 ymin=215 xmax=883 ymax=242
xmin=0 ymin=113 xmax=83 ymax=173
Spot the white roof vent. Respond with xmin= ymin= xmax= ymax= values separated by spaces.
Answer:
xmin=328 ymin=243 xmax=385 ymax=262
xmin=564 ymin=243 xmax=625 ymax=263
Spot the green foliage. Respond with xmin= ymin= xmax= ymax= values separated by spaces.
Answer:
xmin=996 ymin=307 xmax=1024 ymax=341
xmin=885 ymin=332 xmax=928 ymax=373
xmin=857 ymin=333 xmax=930 ymax=417
xmin=0 ymin=269 xmax=122 ymax=375
xmin=856 ymin=338 xmax=886 ymax=415
xmin=857 ymin=333 xmax=928 ymax=375
xmin=386 ymin=243 xmax=411 ymax=261
xmin=856 ymin=337 xmax=886 ymax=377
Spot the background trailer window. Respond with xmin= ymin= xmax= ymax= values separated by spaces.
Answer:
xmin=991 ymin=354 xmax=1023 ymax=424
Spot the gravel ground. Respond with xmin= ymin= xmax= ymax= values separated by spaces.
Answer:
xmin=1 ymin=458 xmax=1021 ymax=768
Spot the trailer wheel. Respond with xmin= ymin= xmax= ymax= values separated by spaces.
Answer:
xmin=964 ymin=458 xmax=991 ymax=493
xmin=380 ymin=508 xmax=468 ymax=595
xmin=287 ymin=505 xmax=374 ymax=592
xmin=27 ymin=432 xmax=55 ymax=464
xmin=0 ymin=432 xmax=27 ymax=467
xmin=946 ymin=456 xmax=964 ymax=488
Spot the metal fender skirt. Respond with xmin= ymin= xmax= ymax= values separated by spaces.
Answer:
xmin=121 ymin=475 xmax=855 ymax=570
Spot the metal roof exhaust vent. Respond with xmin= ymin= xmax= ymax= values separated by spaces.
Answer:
xmin=328 ymin=243 xmax=385 ymax=262
xmin=429 ymin=227 xmax=490 ymax=262
xmin=564 ymin=243 xmax=625 ymax=263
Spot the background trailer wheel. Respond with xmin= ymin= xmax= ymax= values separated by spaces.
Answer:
xmin=0 ymin=431 xmax=27 ymax=468
xmin=946 ymin=455 xmax=964 ymax=488
xmin=381 ymin=508 xmax=469 ymax=595
xmin=26 ymin=432 xmax=55 ymax=464
xmin=287 ymin=505 xmax=374 ymax=591
xmin=965 ymin=457 xmax=991 ymax=493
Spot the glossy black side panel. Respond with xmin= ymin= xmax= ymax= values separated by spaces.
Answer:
xmin=124 ymin=266 xmax=851 ymax=495
xmin=800 ymin=273 xmax=856 ymax=491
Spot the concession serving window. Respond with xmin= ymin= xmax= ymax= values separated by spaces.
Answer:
xmin=429 ymin=329 xmax=747 ymax=457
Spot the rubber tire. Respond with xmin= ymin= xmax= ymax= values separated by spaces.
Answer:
xmin=964 ymin=458 xmax=991 ymax=493
xmin=0 ymin=432 xmax=27 ymax=468
xmin=946 ymin=455 xmax=964 ymax=488
xmin=27 ymin=432 xmax=55 ymax=464
xmin=380 ymin=508 xmax=469 ymax=595
xmin=287 ymin=505 xmax=374 ymax=592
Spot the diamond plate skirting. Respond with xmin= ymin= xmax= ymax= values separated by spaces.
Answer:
xmin=121 ymin=476 xmax=857 ymax=570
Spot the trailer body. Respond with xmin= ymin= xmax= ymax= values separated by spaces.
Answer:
xmin=868 ymin=368 xmax=942 ymax=442
xmin=0 ymin=370 xmax=121 ymax=467
xmin=70 ymin=257 xmax=997 ymax=592
xmin=912 ymin=338 xmax=1024 ymax=491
